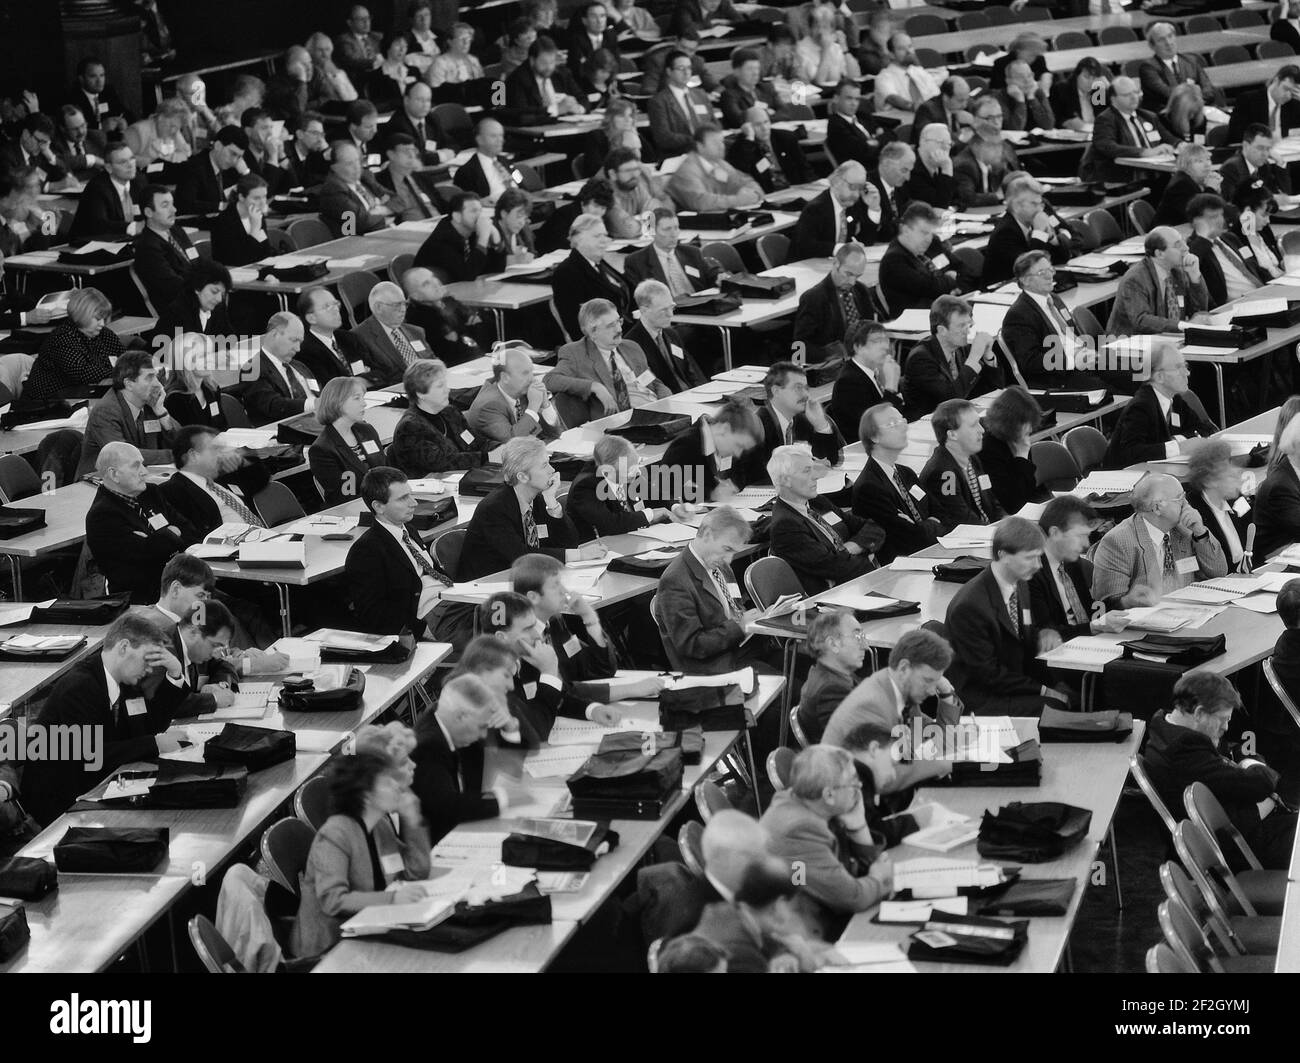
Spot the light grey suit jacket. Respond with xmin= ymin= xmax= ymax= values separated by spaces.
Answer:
xmin=1105 ymin=257 xmax=1209 ymax=335
xmin=465 ymin=380 xmax=560 ymax=445
xmin=543 ymin=336 xmax=670 ymax=426
xmin=666 ymin=151 xmax=763 ymax=213
xmin=1090 ymin=513 xmax=1227 ymax=609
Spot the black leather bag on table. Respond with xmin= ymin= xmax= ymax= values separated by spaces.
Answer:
xmin=58 ymin=243 xmax=132 ymax=266
xmin=501 ymin=821 xmax=620 ymax=871
xmin=276 ymin=412 xmax=324 ymax=445
xmin=79 ymin=762 xmax=249 ymax=810
xmin=975 ymin=877 xmax=1078 ymax=917
xmin=1039 ymin=705 xmax=1133 ymax=742
xmin=720 ymin=273 xmax=795 ymax=299
xmin=1121 ymin=632 xmax=1226 ymax=667
xmin=907 ymin=912 xmax=1029 ymax=966
xmin=598 ymin=726 xmax=705 ymax=765
xmin=457 ymin=464 xmax=505 ymax=497
xmin=316 ymin=634 xmax=414 ymax=664
xmin=932 ymin=556 xmax=990 ymax=583
xmin=678 ymin=209 xmax=746 ymax=231
xmin=0 ymin=398 xmax=86 ymax=430
xmin=0 ymin=856 xmax=57 ymax=900
xmin=672 ymin=292 xmax=743 ymax=317
xmin=607 ymin=549 xmax=682 ymax=576
xmin=606 ymin=409 xmax=693 ymax=445
xmin=0 ymin=635 xmax=87 ymax=661
xmin=52 ymin=826 xmax=169 ymax=873
xmin=277 ymin=667 xmax=367 ymax=710
xmin=359 ymin=497 xmax=457 ymax=533
xmin=0 ymin=900 xmax=29 ymax=961
xmin=0 ymin=506 xmax=47 ymax=540
xmin=380 ymin=883 xmax=553 ymax=952
xmin=1183 ymin=323 xmax=1266 ymax=348
xmin=257 ymin=257 xmax=327 ymax=282
xmin=203 ymin=722 xmax=297 ymax=771
xmin=976 ymin=801 xmax=1092 ymax=862
xmin=28 ymin=596 xmax=130 ymax=624
xmin=567 ymin=747 xmax=684 ymax=820
xmin=943 ymin=739 xmax=1042 ymax=786
xmin=658 ymin=684 xmax=750 ymax=732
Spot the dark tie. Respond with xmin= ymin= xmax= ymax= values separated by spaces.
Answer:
xmin=807 ymin=506 xmax=844 ymax=549
xmin=763 ymin=141 xmax=788 ymax=191
xmin=964 ymin=461 xmax=989 ymax=522
xmin=1162 ymin=279 xmax=1179 ymax=322
xmin=113 ymin=694 xmax=126 ymax=728
xmin=134 ymin=407 xmax=148 ymax=444
xmin=391 ymin=327 xmax=420 ymax=368
xmin=523 ymin=505 xmax=540 ymax=548
xmin=1008 ymin=586 xmax=1021 ymax=637
xmin=1058 ymin=562 xmax=1087 ymax=626
xmin=169 ymin=233 xmax=188 ymax=265
xmin=1130 ymin=115 xmax=1150 ymax=149
xmin=609 ymin=353 xmax=630 ymax=411
xmin=894 ymin=467 xmax=923 ymax=523
xmin=402 ymin=526 xmax=452 ymax=585
xmin=656 ymin=331 xmax=684 ymax=391
xmin=1163 ymin=533 xmax=1177 ymax=585
xmin=710 ymin=566 xmax=741 ymax=620
xmin=187 ymin=661 xmax=199 ymax=690
xmin=283 ymin=363 xmax=306 ymax=400
xmin=331 ymin=337 xmax=348 ymax=372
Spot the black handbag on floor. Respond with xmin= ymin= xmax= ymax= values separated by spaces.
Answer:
xmin=53 ymin=827 xmax=169 ymax=873
xmin=977 ymin=801 xmax=1092 ymax=862
xmin=0 ymin=856 xmax=57 ymax=900
xmin=203 ymin=723 xmax=297 ymax=771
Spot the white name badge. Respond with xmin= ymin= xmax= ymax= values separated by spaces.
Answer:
xmin=208 ymin=402 xmax=220 ymax=416
xmin=562 ymin=635 xmax=582 ymax=657
xmin=132 ymin=206 xmax=143 ymax=218
xmin=143 ymin=419 xmax=162 ymax=434
xmin=380 ymin=851 xmax=405 ymax=876
xmin=977 ymin=474 xmax=992 ymax=490
xmin=756 ymin=157 xmax=770 ymax=173
xmin=930 ymin=254 xmax=949 ymax=270
xmin=684 ymin=266 xmax=700 ymax=278
xmin=97 ymin=102 xmax=109 ymax=114
xmin=424 ymin=139 xmax=438 ymax=153
xmin=908 ymin=484 xmax=927 ymax=502
xmin=126 ymin=697 xmax=147 ymax=717
xmin=185 ymin=246 xmax=199 ymax=260
xmin=147 ymin=162 xmax=164 ymax=174
xmin=636 ymin=369 xmax=655 ymax=387
xmin=361 ymin=439 xmax=380 ymax=455
xmin=694 ymin=103 xmax=710 ymax=116
xmin=726 ymin=581 xmax=741 ymax=600
xmin=1232 ymin=496 xmax=1251 ymax=518
xmin=410 ymin=340 xmax=427 ymax=352
xmin=1021 ymin=608 xmax=1032 ymax=628
xmin=147 ymin=512 xmax=168 ymax=531
xmin=716 ymin=455 xmax=732 ymax=472
xmin=366 ymin=153 xmax=381 ymax=167
xmin=350 ymin=360 xmax=366 ymax=373
xmin=824 ymin=511 xmax=843 ymax=526
xmin=633 ymin=499 xmax=646 ymax=511
xmin=1240 ymin=244 xmax=1255 ymax=259
xmin=523 ymin=681 xmax=538 ymax=699
xmin=461 ymin=429 xmax=476 ymax=445
xmin=669 ymin=343 xmax=685 ymax=360
xmin=1176 ymin=556 xmax=1199 ymax=575
xmin=1170 ymin=412 xmax=1181 ymax=428
xmin=536 ymin=524 xmax=549 ymax=540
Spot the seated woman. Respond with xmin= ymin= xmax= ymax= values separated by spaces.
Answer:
xmin=163 ymin=332 xmax=233 ymax=428
xmin=979 ymin=386 xmax=1049 ymax=516
xmin=368 ymin=35 xmax=420 ymax=113
xmin=493 ymin=188 xmax=536 ymax=266
xmin=307 ymin=375 xmax=387 ymax=506
xmin=659 ymin=398 xmax=764 ymax=504
xmin=1231 ymin=182 xmax=1285 ymax=282
xmin=1186 ymin=439 xmax=1252 ymax=573
xmin=578 ymin=48 xmax=621 ymax=110
xmin=1050 ymin=57 xmax=1107 ymax=132
xmin=290 ymin=750 xmax=431 ymax=958
xmin=426 ymin=22 xmax=485 ymax=88
xmin=210 ymin=173 xmax=271 ymax=267
xmin=795 ymin=611 xmax=867 ymax=745
xmin=579 ymin=98 xmax=656 ymax=176
xmin=389 ymin=358 xmax=493 ymax=476
xmin=154 ymin=258 xmax=235 ymax=350
xmin=21 ymin=286 xmax=120 ymax=405
xmin=1161 ymin=82 xmax=1207 ymax=148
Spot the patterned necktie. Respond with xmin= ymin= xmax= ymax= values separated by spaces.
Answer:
xmin=964 ymin=461 xmax=989 ymax=522
xmin=402 ymin=526 xmax=452 ymax=586
xmin=710 ymin=566 xmax=741 ymax=620
xmin=1130 ymin=114 xmax=1149 ymax=149
xmin=763 ymin=141 xmax=788 ymax=190
xmin=609 ymin=353 xmax=630 ymax=411
xmin=662 ymin=251 xmax=692 ymax=296
xmin=807 ymin=506 xmax=844 ymax=549
xmin=134 ymin=407 xmax=149 ymax=444
xmin=1216 ymin=238 xmax=1255 ymax=280
xmin=783 ymin=419 xmax=794 ymax=445
xmin=514 ymin=394 xmax=527 ymax=422
xmin=1058 ymin=562 xmax=1086 ymax=626
xmin=893 ymin=467 xmax=923 ymax=523
xmin=523 ymin=505 xmax=540 ymax=548
xmin=208 ymin=480 xmax=264 ymax=527
xmin=330 ymin=337 xmax=347 ymax=372
xmin=169 ymin=233 xmax=188 ymax=265
xmin=1008 ymin=586 xmax=1022 ymax=637
xmin=1046 ymin=296 xmax=1072 ymax=338
xmin=836 ymin=207 xmax=848 ymax=244
xmin=1162 ymin=279 xmax=1179 ymax=322
xmin=1163 ymin=533 xmax=1177 ymax=585
xmin=391 ymin=327 xmax=419 ymax=368
xmin=839 ymin=285 xmax=862 ymax=333
xmin=120 ymin=185 xmax=133 ymax=224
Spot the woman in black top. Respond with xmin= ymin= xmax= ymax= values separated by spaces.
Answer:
xmin=163 ymin=334 xmax=230 ymax=428
xmin=980 ymin=386 xmax=1049 ymax=516
xmin=389 ymin=358 xmax=491 ymax=476
xmin=153 ymin=258 xmax=235 ymax=350
xmin=367 ymin=35 xmax=421 ymax=112
xmin=308 ymin=375 xmax=386 ymax=505
xmin=1049 ymin=57 xmax=1106 ymax=132
xmin=210 ymin=173 xmax=271 ymax=267
xmin=22 ymin=287 xmax=120 ymax=403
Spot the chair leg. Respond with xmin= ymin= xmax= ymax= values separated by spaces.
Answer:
xmin=743 ymin=731 xmax=763 ymax=814
xmin=1108 ymin=823 xmax=1124 ymax=910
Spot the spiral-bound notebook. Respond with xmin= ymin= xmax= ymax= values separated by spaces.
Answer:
xmin=1039 ymin=636 xmax=1125 ymax=672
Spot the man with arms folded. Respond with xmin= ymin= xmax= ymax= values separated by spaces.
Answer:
xmin=1102 ymin=342 xmax=1215 ymax=469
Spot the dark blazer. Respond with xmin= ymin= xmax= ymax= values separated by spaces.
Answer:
xmin=1000 ymin=290 xmax=1099 ymax=390
xmin=1049 ymin=80 xmax=1098 ymax=128
xmin=579 ymin=127 xmax=658 ymax=176
xmin=317 ymin=171 xmax=391 ymax=237
xmin=952 ymin=142 xmax=1018 ymax=208
xmin=69 ymin=171 xmax=145 ymax=240
xmin=1080 ymin=106 xmax=1175 ymax=185
xmin=389 ymin=405 xmax=489 ymax=477
xmin=980 ymin=211 xmax=1074 ymax=286
xmin=946 ymin=566 xmax=1045 ymax=714
xmin=158 ymin=470 xmax=222 ymax=538
xmin=242 ymin=148 xmax=287 ymax=197
xmin=411 ymin=709 xmax=499 ymax=846
xmin=236 ymin=351 xmax=312 ymax=425
xmin=979 ymin=432 xmax=1047 ymax=515
xmin=658 ymin=417 xmax=751 ymax=504
xmin=413 ymin=215 xmax=504 ymax=282
xmin=375 ymin=166 xmax=438 ymax=222
xmin=647 ymin=86 xmax=715 ymax=156
xmin=345 ymin=522 xmax=448 ymax=638
xmin=1029 ymin=556 xmax=1097 ymax=643
xmin=769 ymin=496 xmax=882 ymax=595
xmin=901 ymin=335 xmax=1002 ymax=420
xmin=826 ymin=111 xmax=882 ymax=170
xmin=86 ymin=484 xmax=196 ymax=603
xmin=76 ymin=388 xmax=176 ymax=478
xmin=791 ymin=274 xmax=881 ymax=364
xmin=725 ymin=129 xmax=811 ymax=191
xmin=1186 ymin=486 xmax=1250 ymax=572
xmin=209 ymin=205 xmax=270 ymax=266
xmin=859 ymin=172 xmax=909 ymax=246
xmin=296 ymin=328 xmax=370 ymax=388
xmin=796 ymin=662 xmax=857 ymax=746
xmin=552 ymin=251 xmax=631 ymax=340
xmin=905 ymin=160 xmax=957 ymax=211
xmin=1103 ymin=383 xmax=1217 ymax=469
xmin=1154 ymin=171 xmax=1209 ymax=229
xmin=1252 ymin=459 xmax=1300 ymax=561
xmin=0 ymin=291 xmax=36 ymax=332
xmin=740 ymin=404 xmax=844 ymax=486
xmin=405 ymin=296 xmax=482 ymax=367
xmin=670 ymin=0 xmax=741 ymax=35
xmin=1138 ymin=53 xmax=1222 ymax=111
xmin=623 ymin=320 xmax=706 ymax=394
xmin=653 ymin=546 xmax=747 ymax=675
xmin=501 ymin=62 xmax=588 ymax=126
xmin=911 ymin=97 xmax=964 ymax=142
xmin=452 ymin=152 xmax=516 ymax=200
xmin=1263 ymin=627 xmax=1300 ymax=742
xmin=1188 ymin=231 xmax=1270 ymax=309
xmin=565 ymin=466 xmax=654 ymax=539
xmin=349 ymin=316 xmax=431 ymax=388
xmin=459 ymin=484 xmax=583 ymax=580
xmin=829 ymin=360 xmax=901 ymax=442
xmin=283 ymin=142 xmax=330 ymax=189
xmin=22 ymin=323 xmax=117 ymax=404
xmin=878 ymin=236 xmax=961 ymax=316
xmin=1219 ymin=152 xmax=1293 ymax=205
xmin=133 ymin=225 xmax=198 ymax=310
xmin=163 ymin=382 xmax=229 ymax=431
xmin=918 ymin=446 xmax=1005 ymax=528
xmin=153 ymin=291 xmax=235 ymax=346
xmin=1273 ymin=15 xmax=1300 ymax=56
xmin=788 ymin=189 xmax=869 ymax=261
xmin=308 ymin=421 xmax=387 ymax=506
xmin=1105 ymin=257 xmax=1210 ymax=335
xmin=566 ymin=24 xmax=621 ymax=71
xmin=624 ymin=241 xmax=721 ymax=294
xmin=22 ymin=655 xmax=183 ymax=826
xmin=65 ymin=84 xmax=131 ymax=132
xmin=173 ymin=154 xmax=234 ymax=215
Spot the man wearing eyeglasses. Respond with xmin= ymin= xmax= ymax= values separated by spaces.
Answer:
xmin=0 ymin=113 xmax=67 ymax=190
xmin=792 ymin=242 xmax=880 ymax=363
xmin=647 ymin=49 xmax=715 ymax=156
xmin=1001 ymin=250 xmax=1104 ymax=390
xmin=1219 ymin=125 xmax=1294 ymax=206
xmin=981 ymin=176 xmax=1075 ymax=286
xmin=788 ymin=160 xmax=869 ymax=261
xmin=1079 ymin=75 xmax=1175 ymax=186
xmin=351 ymin=280 xmax=431 ymax=387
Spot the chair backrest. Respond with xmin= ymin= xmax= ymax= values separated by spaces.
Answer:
xmin=1205 ymin=124 xmax=1231 ymax=148
xmin=950 ymin=245 xmax=983 ymax=279
xmin=701 ymin=241 xmax=744 ymax=274
xmin=904 ymin=13 xmax=946 ymax=35
xmin=1160 ymin=859 xmax=1241 ymax=956
xmin=743 ymin=555 xmax=803 ymax=610
xmin=964 ymin=74 xmax=989 ymax=93
xmin=789 ymin=705 xmax=809 ymax=749
xmin=1174 ymin=819 xmax=1257 ymax=918
xmin=294 ymin=774 xmax=330 ymax=831
xmin=266 ymin=227 xmax=294 ymax=254
xmin=1211 ymin=45 xmax=1251 ymax=66
xmin=548 ymin=295 xmax=573 ymax=343
xmin=1263 ymin=657 xmax=1300 ymax=733
xmin=1184 ymin=14 xmax=1221 ymax=34
xmin=1184 ymin=781 xmax=1264 ymax=872
xmin=188 ymin=914 xmax=246 ymax=973
xmin=913 ymin=48 xmax=942 ymax=69
xmin=431 ymin=103 xmax=475 ymax=151
xmin=128 ymin=265 xmax=159 ymax=317
xmin=678 ymin=821 xmax=705 ymax=878
xmin=1029 ymin=440 xmax=1080 ymax=490
xmin=955 ymin=10 xmax=989 ymax=30
xmin=252 ymin=481 xmax=307 ymax=528
xmin=219 ymin=392 xmax=253 ymax=428
xmin=389 ymin=252 xmax=416 ymax=285
xmin=1084 ymin=208 xmax=1122 ymax=247
xmin=0 ymin=454 xmax=42 ymax=502
xmin=338 ymin=268 xmax=381 ymax=329
xmin=1129 ymin=753 xmax=1180 ymax=835
xmin=695 ymin=780 xmax=732 ymax=823
xmin=1128 ymin=199 xmax=1156 ymax=236
xmin=433 ymin=527 xmax=467 ymax=580
xmin=965 ymin=43 xmax=999 ymax=62
xmin=1068 ymin=305 xmax=1104 ymax=343
xmin=260 ymin=816 xmax=315 ymax=896
xmin=1097 ymin=26 xmax=1136 ymax=45
xmin=1281 ymin=228 xmax=1300 ymax=261
xmin=984 ymin=6 xmax=1015 ymax=25
xmin=1146 ymin=940 xmax=1197 ymax=974
xmin=1225 ymin=9 xmax=1264 ymax=27
xmin=286 ymin=217 xmax=332 ymax=250
xmin=1053 ymin=31 xmax=1091 ymax=50
xmin=756 ymin=233 xmax=790 ymax=270
xmin=1259 ymin=39 xmax=1297 ymax=60
xmin=872 ymin=281 xmax=891 ymax=319
xmin=1122 ymin=58 xmax=1145 ymax=78
xmin=767 ymin=747 xmax=795 ymax=791
xmin=1010 ymin=6 xmax=1051 ymax=21
xmin=1158 ymin=896 xmax=1220 ymax=973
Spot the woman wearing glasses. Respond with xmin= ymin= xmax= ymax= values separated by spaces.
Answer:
xmin=308 ymin=375 xmax=387 ymax=506
xmin=1230 ymin=182 xmax=1285 ymax=281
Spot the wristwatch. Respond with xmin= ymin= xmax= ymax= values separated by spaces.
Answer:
xmin=1193 ymin=530 xmax=1210 ymax=542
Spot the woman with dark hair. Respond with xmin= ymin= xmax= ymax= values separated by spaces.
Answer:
xmin=1050 ymin=56 xmax=1107 ymax=131
xmin=493 ymin=188 xmax=536 ymax=265
xmin=1186 ymin=438 xmax=1252 ymax=572
xmin=578 ymin=48 xmax=621 ymax=109
xmin=22 ymin=287 xmax=120 ymax=404
xmin=390 ymin=358 xmax=493 ymax=477
xmin=291 ymin=751 xmax=431 ymax=957
xmin=1231 ymin=182 xmax=1285 ymax=280
xmin=368 ymin=35 xmax=420 ymax=112
xmin=153 ymin=257 xmax=235 ymax=344
xmin=579 ymin=97 xmax=656 ymax=176
xmin=979 ymin=386 xmax=1049 ymax=514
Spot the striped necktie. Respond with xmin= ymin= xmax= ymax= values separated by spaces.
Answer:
xmin=1008 ymin=586 xmax=1021 ymax=637
xmin=208 ymin=480 xmax=264 ymax=527
xmin=523 ymin=506 xmax=539 ymax=548
xmin=710 ymin=566 xmax=741 ymax=620
xmin=806 ymin=505 xmax=844 ymax=549
xmin=402 ymin=527 xmax=452 ymax=585
xmin=1058 ymin=562 xmax=1086 ymax=625
xmin=1163 ymin=533 xmax=1177 ymax=586
xmin=391 ymin=327 xmax=419 ymax=368
xmin=608 ymin=352 xmax=630 ymax=411
xmin=893 ymin=467 xmax=923 ymax=523
xmin=964 ymin=461 xmax=989 ymax=522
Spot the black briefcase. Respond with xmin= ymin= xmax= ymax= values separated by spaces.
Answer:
xmin=567 ymin=747 xmax=683 ymax=820
xmin=0 ymin=506 xmax=47 ymax=540
xmin=0 ymin=856 xmax=57 ymax=900
xmin=52 ymin=826 xmax=169 ymax=873
xmin=720 ymin=273 xmax=795 ymax=299
xmin=606 ymin=409 xmax=692 ymax=445
xmin=659 ymin=685 xmax=750 ymax=732
xmin=203 ymin=722 xmax=297 ymax=771
xmin=457 ymin=465 xmax=505 ymax=497
xmin=276 ymin=412 xmax=323 ymax=445
xmin=977 ymin=801 xmax=1092 ymax=862
xmin=0 ymin=900 xmax=29 ymax=961
xmin=28 ymin=596 xmax=130 ymax=624
xmin=598 ymin=726 xmax=705 ymax=765
xmin=501 ymin=822 xmax=620 ymax=871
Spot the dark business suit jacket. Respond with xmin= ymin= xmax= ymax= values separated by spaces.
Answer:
xmin=1000 ymin=290 xmax=1096 ymax=389
xmin=1219 ymin=152 xmax=1294 ymax=206
xmin=1029 ymin=556 xmax=1097 ymax=643
xmin=726 ymin=129 xmax=811 ymax=190
xmin=979 ymin=432 xmax=1047 ymax=515
xmin=980 ymin=211 xmax=1074 ymax=286
xmin=952 ymin=142 xmax=1018 ymax=208
xmin=152 ymin=291 xmax=235 ymax=350
xmin=1138 ymin=54 xmax=1223 ymax=111
xmin=75 ymin=389 xmax=175 ymax=478
xmin=1105 ymin=257 xmax=1210 ymax=335
xmin=918 ymin=446 xmax=1005 ymax=528
xmin=85 ymin=484 xmax=197 ymax=604
xmin=459 ymin=484 xmax=583 ymax=580
xmin=23 ymin=655 xmax=184 ymax=826
xmin=317 ymin=171 xmax=391 ymax=237
xmin=911 ymin=97 xmax=964 ymax=142
xmin=946 ymin=566 xmax=1046 ymax=714
xmin=501 ymin=61 xmax=588 ymax=126
xmin=826 ymin=111 xmax=882 ymax=170
xmin=1102 ymin=383 xmax=1217 ymax=469
xmin=1251 ymin=459 xmax=1300 ymax=561
xmin=740 ymin=404 xmax=844 ymax=486
xmin=283 ymin=142 xmax=329 ymax=189
xmin=769 ymin=496 xmax=882 ymax=595
xmin=69 ymin=171 xmax=145 ymax=240
xmin=1188 ymin=231 xmax=1270 ymax=309
xmin=389 ymin=404 xmax=489 ymax=477
xmin=132 ymin=225 xmax=197 ymax=310
xmin=236 ymin=351 xmax=313 ymax=425
xmin=658 ymin=417 xmax=751 ymax=505
xmin=65 ymin=84 xmax=130 ymax=132
xmin=653 ymin=546 xmax=747 ymax=675
xmin=452 ymin=153 xmax=516 ymax=200
xmin=859 ymin=172 xmax=909 ymax=246
xmin=624 ymin=241 xmax=721 ymax=294
xmin=878 ymin=236 xmax=961 ymax=316
xmin=349 ymin=316 xmax=431 ymax=388
xmin=1154 ymin=171 xmax=1209 ymax=229
xmin=565 ymin=466 xmax=654 ymax=539
xmin=173 ymin=154 xmax=234 ymax=215
xmin=411 ymin=711 xmax=499 ymax=846
xmin=792 ymin=274 xmax=881 ymax=363
xmin=345 ymin=522 xmax=447 ymax=638
xmin=1080 ymin=106 xmax=1175 ymax=185
xmin=901 ymin=335 xmax=1002 ymax=420
xmin=158 ymin=470 xmax=222 ymax=538
xmin=413 ymin=215 xmax=504 ymax=282
xmin=623 ymin=321 xmax=706 ymax=394
xmin=905 ymin=161 xmax=956 ymax=211
xmin=296 ymin=328 xmax=370 ymax=388
xmin=829 ymin=360 xmax=901 ymax=441
xmin=551 ymin=251 xmax=631 ymax=340
xmin=308 ymin=421 xmax=386 ymax=506
xmin=788 ymin=189 xmax=869 ymax=261
xmin=1187 ymin=486 xmax=1250 ymax=572
xmin=209 ymin=205 xmax=270 ymax=266
xmin=647 ymin=86 xmax=715 ymax=156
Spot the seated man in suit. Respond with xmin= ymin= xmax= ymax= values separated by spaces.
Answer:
xmin=138 ymin=598 xmax=241 ymax=719
xmin=604 ymin=148 xmax=671 ymax=240
xmin=1220 ymin=124 xmax=1295 ymax=205
xmin=667 ymin=124 xmax=764 ymax=213
xmin=647 ymin=49 xmax=715 ymax=156
xmin=919 ymin=397 xmax=1005 ymax=528
xmin=911 ymin=76 xmax=972 ymax=147
xmin=172 ymin=126 xmax=245 ymax=216
xmin=1154 ymin=142 xmax=1224 ymax=229
xmin=86 ymin=442 xmax=197 ymax=603
xmin=1000 ymin=250 xmax=1106 ymax=391
xmin=901 ymin=295 xmax=1002 ymax=420
xmin=567 ymin=433 xmax=689 ymax=537
xmin=552 ymin=214 xmax=631 ymax=340
xmin=75 ymin=349 xmax=172 ymax=483
xmin=860 ymin=141 xmax=913 ymax=246
xmin=467 ymin=346 xmax=562 ymax=445
xmin=719 ymin=49 xmax=784 ymax=129
xmin=788 ymin=161 xmax=869 ymax=261
xmin=412 ymin=191 xmax=503 ymax=282
xmin=1106 ymin=227 xmax=1212 ymax=336
xmin=567 ymin=3 xmax=621 ymax=75
xmin=459 ymin=437 xmax=603 ymax=580
xmin=20 ymin=612 xmax=188 ymax=825
xmin=795 ymin=611 xmax=867 ymax=744
xmin=1092 ymin=471 xmax=1228 ymax=609
xmin=235 ymin=311 xmax=316 ymax=425
xmin=905 ymin=123 xmax=956 ymax=210
xmin=1187 ymin=193 xmax=1272 ymax=308
xmin=1226 ymin=64 xmax=1300 ymax=145
xmin=653 ymin=505 xmax=770 ymax=675
xmin=345 ymin=466 xmax=454 ymax=637
xmin=626 ymin=279 xmax=707 ymax=394
xmin=284 ymin=111 xmax=330 ymax=189
xmin=412 ymin=674 xmax=520 ymax=845
xmin=349 ymin=280 xmax=431 ymax=387
xmin=134 ymin=185 xmax=199 ymax=311
xmin=159 ymin=424 xmax=264 ymax=537
xmin=828 ymin=323 xmax=901 ymax=440
xmin=947 ymin=516 xmax=1072 ymax=715
xmin=878 ymin=200 xmax=965 ymax=316
xmin=952 ymin=125 xmax=1017 ymax=209
xmin=1079 ymin=76 xmax=1175 ymax=185
xmin=502 ymin=34 xmax=586 ymax=126
xmin=741 ymin=361 xmax=844 ymax=485
xmin=825 ymin=78 xmax=884 ymax=170
xmin=544 ymin=296 xmax=670 ymax=425
xmin=640 ymin=30 xmax=718 ymax=96
xmin=69 ymin=141 xmax=145 ymax=240
xmin=791 ymin=242 xmax=880 ymax=364
xmin=1138 ymin=21 xmax=1224 ymax=112
xmin=768 ymin=444 xmax=882 ymax=594
xmin=453 ymin=118 xmax=521 ymax=206
xmin=658 ymin=399 xmax=764 ymax=505
xmin=376 ymin=133 xmax=439 ymax=223
xmin=624 ymin=207 xmax=722 ymax=298
xmin=1103 ymin=342 xmax=1216 ymax=469
xmin=726 ymin=104 xmax=811 ymax=193
xmin=1145 ymin=669 xmax=1296 ymax=870
xmin=317 ymin=140 xmax=393 ymax=238
xmin=994 ymin=60 xmax=1054 ymax=133
xmin=980 ymin=175 xmax=1075 ymax=286
xmin=295 ymin=286 xmax=369 ymax=387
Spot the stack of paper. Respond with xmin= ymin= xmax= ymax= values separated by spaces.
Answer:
xmin=874 ymin=897 xmax=969 ymax=922
xmin=819 ymin=943 xmax=916 ymax=974
xmin=629 ymin=522 xmax=697 ymax=544
xmin=896 ymin=802 xmax=979 ymax=853
xmin=214 ymin=428 xmax=278 ymax=449
xmin=285 ymin=515 xmax=358 ymax=536
xmin=1074 ymin=470 xmax=1145 ymax=495
xmin=817 ymin=587 xmax=901 ymax=612
xmin=893 ymin=857 xmax=1008 ymax=898
xmin=1040 ymin=635 xmax=1125 ymax=670
xmin=431 ymin=830 xmax=511 ymax=864
xmin=937 ymin=524 xmax=997 ymax=550
xmin=1165 ymin=575 xmax=1266 ymax=605
xmin=0 ymin=633 xmax=82 ymax=655
xmin=407 ymin=478 xmax=449 ymax=495
xmin=303 ymin=629 xmax=397 ymax=652
xmin=664 ymin=667 xmax=756 ymax=695
xmin=1124 ymin=605 xmax=1225 ymax=633
xmin=712 ymin=366 xmax=768 ymax=384
xmin=884 ymin=308 xmax=932 ymax=332
xmin=524 ymin=747 xmax=592 ymax=779
xmin=340 ymin=895 xmax=457 ymax=937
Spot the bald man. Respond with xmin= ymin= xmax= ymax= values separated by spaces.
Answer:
xmin=1080 ymin=75 xmax=1176 ymax=185
xmin=725 ymin=104 xmax=811 ymax=192
xmin=1103 ymin=343 xmax=1216 ymax=469
xmin=468 ymin=346 xmax=561 ymax=444
xmin=402 ymin=267 xmax=483 ymax=366
xmin=788 ymin=160 xmax=869 ymax=261
xmin=1106 ymin=226 xmax=1212 ymax=337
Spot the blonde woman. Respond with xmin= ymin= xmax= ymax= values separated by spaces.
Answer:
xmin=307 ymin=375 xmax=385 ymax=505
xmin=1161 ymin=83 xmax=1206 ymax=146
xmin=426 ymin=23 xmax=484 ymax=88
xmin=581 ymin=97 xmax=656 ymax=174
